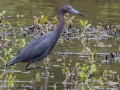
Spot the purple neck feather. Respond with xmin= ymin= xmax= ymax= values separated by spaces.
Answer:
xmin=52 ymin=7 xmax=65 ymax=43
xmin=56 ymin=8 xmax=65 ymax=33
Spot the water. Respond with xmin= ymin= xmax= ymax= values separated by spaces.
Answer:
xmin=0 ymin=0 xmax=120 ymax=26
xmin=0 ymin=0 xmax=120 ymax=90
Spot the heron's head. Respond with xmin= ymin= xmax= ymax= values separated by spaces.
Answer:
xmin=62 ymin=5 xmax=84 ymax=16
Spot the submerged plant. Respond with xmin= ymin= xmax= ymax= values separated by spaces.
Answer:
xmin=65 ymin=13 xmax=75 ymax=28
xmin=63 ymin=60 xmax=120 ymax=90
xmin=80 ymin=20 xmax=91 ymax=52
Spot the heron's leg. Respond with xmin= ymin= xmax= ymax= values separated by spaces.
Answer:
xmin=33 ymin=62 xmax=37 ymax=90
xmin=42 ymin=67 xmax=49 ymax=76
xmin=59 ymin=44 xmax=64 ymax=55
xmin=33 ymin=62 xmax=37 ymax=78
xmin=25 ymin=62 xmax=43 ymax=71
xmin=25 ymin=62 xmax=48 ymax=76
xmin=25 ymin=63 xmax=32 ymax=71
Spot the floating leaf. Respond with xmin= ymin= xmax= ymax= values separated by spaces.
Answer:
xmin=33 ymin=15 xmax=37 ymax=19
xmin=2 ymin=11 xmax=6 ymax=14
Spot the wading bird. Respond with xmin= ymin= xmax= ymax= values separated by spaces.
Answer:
xmin=7 ymin=5 xmax=84 ymax=75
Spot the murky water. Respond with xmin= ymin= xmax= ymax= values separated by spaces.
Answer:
xmin=0 ymin=0 xmax=120 ymax=90
xmin=0 ymin=0 xmax=120 ymax=26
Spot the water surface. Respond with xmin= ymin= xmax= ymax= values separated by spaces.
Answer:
xmin=0 ymin=0 xmax=120 ymax=90
xmin=0 ymin=0 xmax=120 ymax=26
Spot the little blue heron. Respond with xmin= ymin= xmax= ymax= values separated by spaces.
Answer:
xmin=7 ymin=5 xmax=84 ymax=74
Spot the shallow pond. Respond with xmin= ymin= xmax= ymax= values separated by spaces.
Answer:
xmin=0 ymin=0 xmax=120 ymax=26
xmin=0 ymin=0 xmax=120 ymax=90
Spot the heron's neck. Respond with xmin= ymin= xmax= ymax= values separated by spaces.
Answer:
xmin=56 ymin=9 xmax=65 ymax=33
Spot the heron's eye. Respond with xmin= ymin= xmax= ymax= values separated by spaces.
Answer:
xmin=68 ymin=7 xmax=71 ymax=10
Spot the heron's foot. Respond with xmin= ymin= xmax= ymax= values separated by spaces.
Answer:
xmin=25 ymin=66 xmax=43 ymax=71
xmin=25 ymin=63 xmax=43 ymax=71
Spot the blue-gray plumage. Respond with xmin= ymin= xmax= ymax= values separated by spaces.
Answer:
xmin=7 ymin=5 xmax=84 ymax=70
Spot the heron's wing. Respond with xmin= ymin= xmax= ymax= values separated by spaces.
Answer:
xmin=7 ymin=37 xmax=51 ymax=65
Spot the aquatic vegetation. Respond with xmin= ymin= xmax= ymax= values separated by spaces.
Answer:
xmin=0 ymin=57 xmax=18 ymax=89
xmin=80 ymin=20 xmax=91 ymax=52
xmin=0 ymin=10 xmax=120 ymax=90
xmin=63 ymin=60 xmax=120 ymax=90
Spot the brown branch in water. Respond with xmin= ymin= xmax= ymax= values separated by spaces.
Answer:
xmin=64 ymin=68 xmax=76 ymax=89
xmin=14 ymin=81 xmax=18 ymax=90
xmin=59 ymin=44 xmax=64 ymax=55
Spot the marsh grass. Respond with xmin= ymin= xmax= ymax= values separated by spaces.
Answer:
xmin=0 ymin=11 xmax=120 ymax=90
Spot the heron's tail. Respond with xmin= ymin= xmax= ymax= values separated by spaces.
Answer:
xmin=7 ymin=57 xmax=18 ymax=66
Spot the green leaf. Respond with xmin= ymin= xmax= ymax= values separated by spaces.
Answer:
xmin=81 ymin=64 xmax=88 ymax=72
xmin=3 ymin=48 xmax=8 ymax=55
xmin=66 ymin=68 xmax=70 ymax=73
xmin=63 ymin=55 xmax=66 ymax=61
xmin=9 ymin=75 xmax=13 ymax=80
xmin=91 ymin=50 xmax=96 ymax=60
xmin=90 ymin=64 xmax=96 ymax=74
xmin=36 ymin=72 xmax=41 ymax=82
xmin=79 ymin=71 xmax=86 ymax=77
xmin=75 ymin=62 xmax=80 ymax=68
xmin=100 ymin=81 xmax=104 ymax=87
xmin=19 ymin=39 xmax=26 ymax=47
xmin=8 ymin=48 xmax=12 ymax=54
xmin=42 ymin=15 xmax=48 ymax=24
xmin=86 ymin=24 xmax=91 ymax=29
xmin=10 ymin=55 xmax=14 ymax=59
xmin=79 ymin=71 xmax=87 ymax=82
xmin=4 ymin=21 xmax=10 ymax=25
xmin=54 ymin=83 xmax=57 ymax=89
xmin=109 ymin=70 xmax=112 ymax=73
xmin=80 ymin=20 xmax=88 ymax=27
xmin=9 ymin=75 xmax=14 ymax=87
xmin=118 ymin=46 xmax=120 ymax=51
